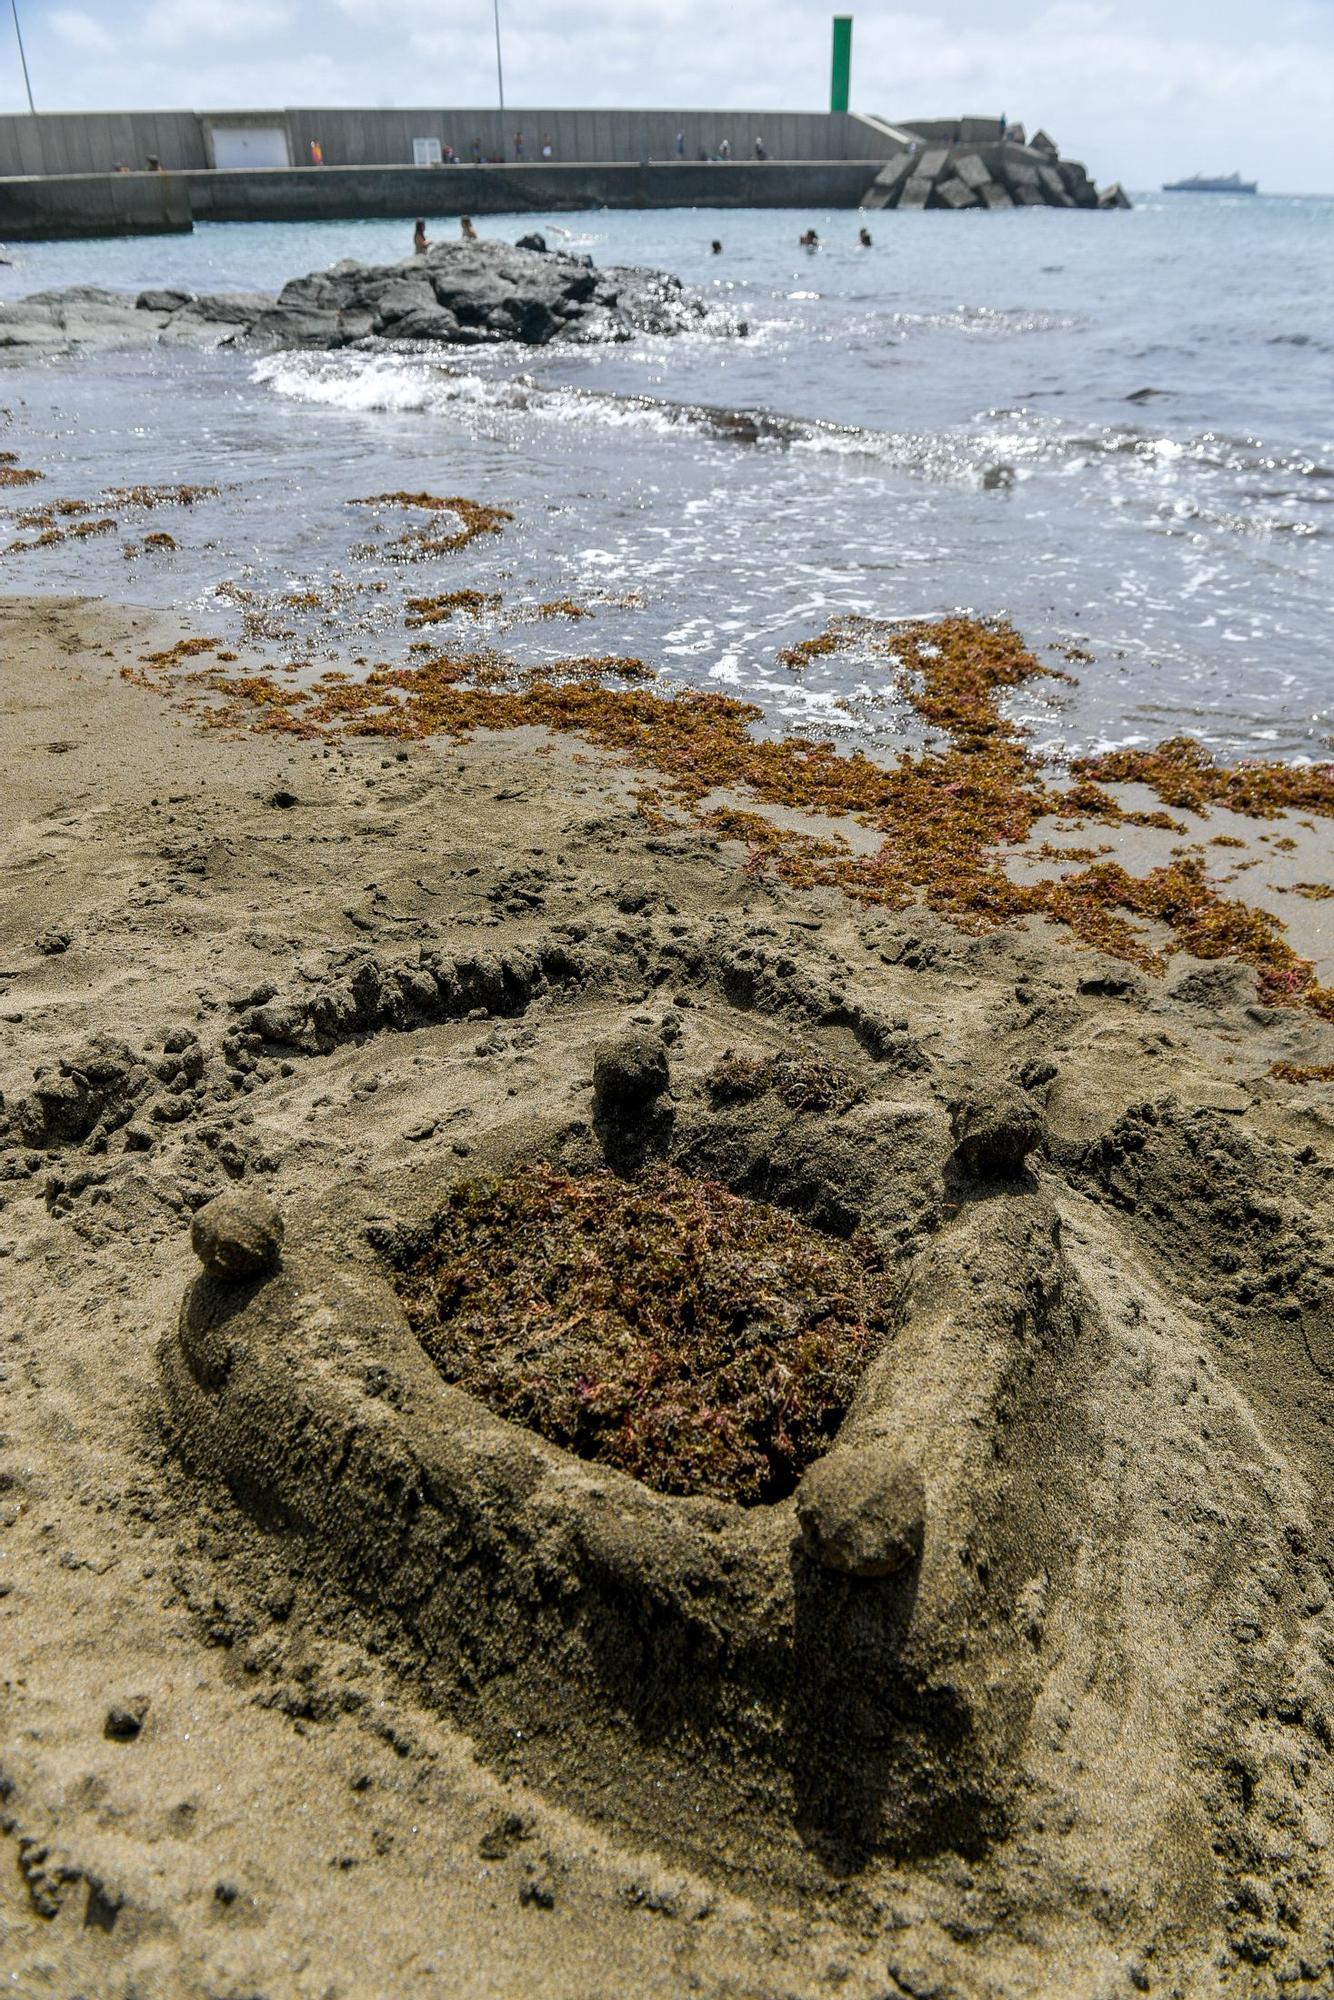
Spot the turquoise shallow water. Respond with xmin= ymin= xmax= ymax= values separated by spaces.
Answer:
xmin=1 ymin=193 xmax=1331 ymax=761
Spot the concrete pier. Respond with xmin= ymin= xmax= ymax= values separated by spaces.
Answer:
xmin=184 ymin=159 xmax=880 ymax=225
xmin=0 ymin=106 xmax=901 ymax=179
xmin=0 ymin=107 xmax=1126 ymax=241
xmin=0 ymin=170 xmax=191 ymax=239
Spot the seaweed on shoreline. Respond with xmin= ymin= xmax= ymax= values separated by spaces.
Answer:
xmin=1269 ymin=1062 xmax=1334 ymax=1084
xmin=405 ymin=589 xmax=502 ymax=627
xmin=102 ymin=483 xmax=219 ymax=509
xmin=1072 ymin=737 xmax=1333 ymax=820
xmin=8 ymin=517 xmax=117 ymax=552
xmin=0 ymin=459 xmax=43 ymax=489
xmin=350 ymin=493 xmax=513 ymax=564
xmin=120 ymin=610 xmax=1334 ymax=1019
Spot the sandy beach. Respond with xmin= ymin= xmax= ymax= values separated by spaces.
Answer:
xmin=2 ymin=587 xmax=1332 ymax=1998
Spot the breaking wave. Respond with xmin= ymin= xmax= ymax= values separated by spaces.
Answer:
xmin=254 ymin=349 xmax=1334 ymax=522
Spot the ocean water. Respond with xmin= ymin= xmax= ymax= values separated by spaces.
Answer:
xmin=2 ymin=194 xmax=1331 ymax=762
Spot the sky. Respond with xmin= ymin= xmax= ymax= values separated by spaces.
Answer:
xmin=5 ymin=0 xmax=1333 ymax=193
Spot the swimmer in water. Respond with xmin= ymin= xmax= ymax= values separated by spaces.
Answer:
xmin=799 ymin=227 xmax=820 ymax=249
xmin=711 ymin=239 xmax=723 ymax=254
xmin=413 ymin=218 xmax=429 ymax=255
xmin=859 ymin=226 xmax=872 ymax=247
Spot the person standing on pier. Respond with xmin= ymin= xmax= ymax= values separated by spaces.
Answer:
xmin=514 ymin=131 xmax=524 ymax=160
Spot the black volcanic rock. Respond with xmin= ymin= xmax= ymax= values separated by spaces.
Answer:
xmin=245 ymin=240 xmax=720 ymax=350
xmin=0 ymin=240 xmax=733 ymax=355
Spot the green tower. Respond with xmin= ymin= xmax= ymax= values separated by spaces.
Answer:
xmin=830 ymin=15 xmax=852 ymax=113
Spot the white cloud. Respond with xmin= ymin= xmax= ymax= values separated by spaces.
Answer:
xmin=47 ymin=9 xmax=115 ymax=55
xmin=137 ymin=0 xmax=295 ymax=51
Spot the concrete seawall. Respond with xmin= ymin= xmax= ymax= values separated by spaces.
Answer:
xmin=0 ymin=171 xmax=191 ymax=239
xmin=0 ymin=107 xmax=907 ymax=180
xmin=184 ymin=160 xmax=880 ymax=224
xmin=0 ymin=160 xmax=885 ymax=240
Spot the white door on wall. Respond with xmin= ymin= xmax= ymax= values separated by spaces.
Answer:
xmin=209 ymin=126 xmax=291 ymax=170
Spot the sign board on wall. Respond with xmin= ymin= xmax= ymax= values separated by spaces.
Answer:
xmin=413 ymin=138 xmax=443 ymax=166
xmin=207 ymin=124 xmax=292 ymax=170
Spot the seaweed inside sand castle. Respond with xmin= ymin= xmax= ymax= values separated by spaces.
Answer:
xmin=394 ymin=1162 xmax=896 ymax=1505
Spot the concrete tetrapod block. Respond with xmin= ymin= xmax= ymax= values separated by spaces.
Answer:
xmin=980 ymin=183 xmax=1014 ymax=209
xmin=934 ymin=177 xmax=980 ymax=209
xmin=897 ymin=175 xmax=934 ymax=210
xmin=873 ymin=150 xmax=915 ymax=193
xmin=1098 ymin=181 xmax=1132 ymax=209
xmin=1001 ymin=157 xmax=1041 ymax=193
xmin=951 ymin=151 xmax=992 ymax=191
xmin=1030 ymin=128 xmax=1059 ymax=159
xmin=1058 ymin=157 xmax=1096 ymax=202
xmin=916 ymin=146 xmax=950 ymax=180
xmin=1038 ymin=162 xmax=1074 ymax=204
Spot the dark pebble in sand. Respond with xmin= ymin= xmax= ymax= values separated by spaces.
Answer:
xmin=104 ymin=1700 xmax=148 ymax=1741
xmin=478 ymin=1811 xmax=529 ymax=1860
xmin=1077 ymin=971 xmax=1145 ymax=1000
xmin=519 ymin=1864 xmax=556 ymax=1909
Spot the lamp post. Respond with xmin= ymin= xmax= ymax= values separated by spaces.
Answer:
xmin=492 ymin=0 xmax=505 ymax=117
xmin=11 ymin=0 xmax=35 ymax=114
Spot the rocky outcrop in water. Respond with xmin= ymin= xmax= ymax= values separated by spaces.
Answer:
xmin=0 ymin=240 xmax=735 ymax=355
xmin=863 ymin=126 xmax=1132 ymax=212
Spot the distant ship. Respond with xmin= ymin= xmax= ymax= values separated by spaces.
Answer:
xmin=1162 ymin=171 xmax=1258 ymax=194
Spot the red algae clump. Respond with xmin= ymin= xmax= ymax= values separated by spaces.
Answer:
xmin=9 ymin=517 xmax=116 ymax=552
xmin=394 ymin=1163 xmax=895 ymax=1506
xmin=707 ymin=1046 xmax=868 ymax=1113
xmin=405 ymin=589 xmax=502 ymax=627
xmin=350 ymin=493 xmax=513 ymax=562
xmin=103 ymin=483 xmax=219 ymax=509
xmin=1073 ymin=736 xmax=1334 ymax=821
